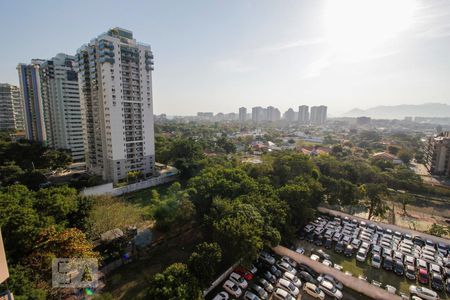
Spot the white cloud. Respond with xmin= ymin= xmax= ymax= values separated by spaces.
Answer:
xmin=214 ymin=58 xmax=252 ymax=73
xmin=255 ymin=38 xmax=324 ymax=53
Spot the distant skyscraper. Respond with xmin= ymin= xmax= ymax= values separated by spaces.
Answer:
xmin=298 ymin=105 xmax=309 ymax=124
xmin=17 ymin=59 xmax=47 ymax=143
xmin=76 ymin=27 xmax=155 ymax=182
xmin=239 ymin=107 xmax=247 ymax=122
xmin=284 ymin=108 xmax=295 ymax=123
xmin=39 ymin=54 xmax=85 ymax=161
xmin=252 ymin=106 xmax=266 ymax=123
xmin=0 ymin=83 xmax=24 ymax=131
xmin=266 ymin=106 xmax=280 ymax=122
xmin=310 ymin=105 xmax=327 ymax=125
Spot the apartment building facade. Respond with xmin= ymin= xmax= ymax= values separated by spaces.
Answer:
xmin=239 ymin=107 xmax=247 ymax=122
xmin=425 ymin=131 xmax=450 ymax=177
xmin=298 ymin=105 xmax=309 ymax=124
xmin=0 ymin=83 xmax=24 ymax=131
xmin=76 ymin=27 xmax=155 ymax=183
xmin=310 ymin=105 xmax=327 ymax=125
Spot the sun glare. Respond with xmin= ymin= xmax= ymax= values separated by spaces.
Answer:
xmin=324 ymin=0 xmax=418 ymax=60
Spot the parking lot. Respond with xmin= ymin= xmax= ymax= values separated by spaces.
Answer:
xmin=296 ymin=214 xmax=449 ymax=299
xmin=206 ymin=250 xmax=368 ymax=300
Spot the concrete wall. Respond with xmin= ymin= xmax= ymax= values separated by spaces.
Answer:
xmin=80 ymin=174 xmax=177 ymax=197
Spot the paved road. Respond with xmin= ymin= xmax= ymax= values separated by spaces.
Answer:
xmin=318 ymin=207 xmax=450 ymax=245
xmin=273 ymin=246 xmax=402 ymax=300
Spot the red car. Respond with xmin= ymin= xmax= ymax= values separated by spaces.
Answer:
xmin=234 ymin=266 xmax=254 ymax=281
xmin=418 ymin=268 xmax=429 ymax=284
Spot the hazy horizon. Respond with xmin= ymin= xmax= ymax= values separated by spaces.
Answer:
xmin=1 ymin=0 xmax=450 ymax=116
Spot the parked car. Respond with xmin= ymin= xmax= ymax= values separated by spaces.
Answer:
xmin=281 ymin=256 xmax=297 ymax=268
xmin=405 ymin=265 xmax=416 ymax=280
xmin=322 ymin=259 xmax=332 ymax=267
xmin=335 ymin=241 xmax=345 ymax=253
xmin=413 ymin=236 xmax=426 ymax=247
xmin=234 ymin=266 xmax=254 ymax=281
xmin=324 ymin=238 xmax=333 ymax=249
xmin=318 ymin=274 xmax=343 ymax=290
xmin=303 ymin=282 xmax=325 ymax=300
xmin=297 ymin=263 xmax=319 ymax=277
xmin=310 ymin=254 xmax=320 ymax=262
xmin=276 ymin=278 xmax=299 ymax=297
xmin=223 ymin=280 xmax=242 ymax=298
xmin=229 ymin=272 xmax=248 ymax=289
xmin=372 ymin=245 xmax=381 ymax=256
xmin=394 ymin=260 xmax=405 ymax=276
xmin=249 ymin=284 xmax=269 ymax=300
xmin=259 ymin=251 xmax=276 ymax=265
xmin=295 ymin=247 xmax=305 ymax=255
xmin=446 ymin=278 xmax=450 ymax=294
xmin=344 ymin=245 xmax=354 ymax=257
xmin=315 ymin=249 xmax=331 ymax=260
xmin=244 ymin=291 xmax=261 ymax=300
xmin=372 ymin=254 xmax=381 ymax=268
xmin=298 ymin=271 xmax=318 ymax=285
xmin=409 ymin=285 xmax=440 ymax=300
xmin=418 ymin=268 xmax=429 ymax=284
xmin=405 ymin=255 xmax=415 ymax=267
xmin=319 ymin=279 xmax=343 ymax=299
xmin=383 ymin=256 xmax=393 ymax=271
xmin=315 ymin=234 xmax=324 ymax=246
xmin=356 ymin=248 xmax=367 ymax=262
xmin=273 ymin=288 xmax=295 ymax=300
xmin=261 ymin=270 xmax=277 ymax=284
xmin=283 ymin=271 xmax=302 ymax=287
xmin=256 ymin=277 xmax=273 ymax=293
xmin=431 ymin=273 xmax=444 ymax=292
xmin=268 ymin=265 xmax=282 ymax=278
xmin=276 ymin=261 xmax=297 ymax=275
xmin=212 ymin=291 xmax=229 ymax=300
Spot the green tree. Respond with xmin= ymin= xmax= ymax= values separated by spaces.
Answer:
xmin=428 ymin=224 xmax=449 ymax=237
xmin=147 ymin=263 xmax=201 ymax=300
xmin=0 ymin=162 xmax=23 ymax=186
xmin=398 ymin=149 xmax=413 ymax=164
xmin=364 ymin=183 xmax=388 ymax=220
xmin=210 ymin=199 xmax=264 ymax=263
xmin=41 ymin=149 xmax=72 ymax=170
xmin=34 ymin=186 xmax=79 ymax=225
xmin=187 ymin=242 xmax=222 ymax=288
xmin=2 ymin=265 xmax=47 ymax=300
xmin=278 ymin=184 xmax=316 ymax=227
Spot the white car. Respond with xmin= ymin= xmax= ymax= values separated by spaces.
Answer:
xmin=276 ymin=261 xmax=297 ymax=275
xmin=229 ymin=272 xmax=248 ymax=289
xmin=372 ymin=254 xmax=381 ymax=268
xmin=303 ymin=282 xmax=325 ymax=300
xmin=222 ymin=280 xmax=242 ymax=298
xmin=356 ymin=248 xmax=367 ymax=262
xmin=273 ymin=288 xmax=295 ymax=300
xmin=295 ymin=247 xmax=305 ymax=254
xmin=282 ymin=271 xmax=302 ymax=287
xmin=212 ymin=291 xmax=229 ymax=300
xmin=276 ymin=278 xmax=300 ymax=296
xmin=281 ymin=256 xmax=297 ymax=268
xmin=409 ymin=285 xmax=440 ymax=300
xmin=259 ymin=251 xmax=275 ymax=265
xmin=319 ymin=279 xmax=343 ymax=299
xmin=322 ymin=259 xmax=332 ymax=267
xmin=310 ymin=254 xmax=320 ymax=261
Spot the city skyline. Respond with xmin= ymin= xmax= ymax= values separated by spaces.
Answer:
xmin=1 ymin=1 xmax=450 ymax=116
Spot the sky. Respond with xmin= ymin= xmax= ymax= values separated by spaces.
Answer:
xmin=1 ymin=0 xmax=450 ymax=116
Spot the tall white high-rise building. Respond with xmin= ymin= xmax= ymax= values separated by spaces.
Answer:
xmin=0 ymin=83 xmax=24 ymax=131
xmin=76 ymin=27 xmax=155 ymax=183
xmin=239 ymin=107 xmax=247 ymax=122
xmin=40 ymin=54 xmax=85 ymax=161
xmin=298 ymin=105 xmax=309 ymax=124
xmin=283 ymin=108 xmax=295 ymax=123
xmin=266 ymin=106 xmax=280 ymax=122
xmin=310 ymin=105 xmax=327 ymax=125
xmin=252 ymin=106 xmax=266 ymax=123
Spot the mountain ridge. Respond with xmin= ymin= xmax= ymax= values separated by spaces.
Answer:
xmin=342 ymin=103 xmax=450 ymax=119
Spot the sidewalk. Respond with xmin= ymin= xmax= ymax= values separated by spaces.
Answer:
xmin=273 ymin=246 xmax=402 ymax=300
xmin=318 ymin=207 xmax=450 ymax=245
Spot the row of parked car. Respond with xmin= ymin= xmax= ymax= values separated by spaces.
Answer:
xmin=212 ymin=249 xmax=345 ymax=300
xmin=301 ymin=215 xmax=450 ymax=299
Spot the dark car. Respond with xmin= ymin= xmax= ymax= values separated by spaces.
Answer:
xmin=297 ymin=263 xmax=318 ymax=278
xmin=394 ymin=260 xmax=404 ymax=276
xmin=268 ymin=265 xmax=282 ymax=278
xmin=298 ymin=231 xmax=306 ymax=240
xmin=249 ymin=283 xmax=269 ymax=300
xmin=431 ymin=273 xmax=444 ymax=291
xmin=298 ymin=271 xmax=318 ymax=285
xmin=335 ymin=241 xmax=345 ymax=254
xmin=383 ymin=256 xmax=393 ymax=271
xmin=315 ymin=234 xmax=324 ymax=246
xmin=344 ymin=245 xmax=354 ymax=257
xmin=306 ymin=233 xmax=315 ymax=242
xmin=255 ymin=277 xmax=274 ymax=293
xmin=324 ymin=238 xmax=333 ymax=249
xmin=413 ymin=236 xmax=425 ymax=247
xmin=261 ymin=270 xmax=276 ymax=284
xmin=342 ymin=235 xmax=352 ymax=245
